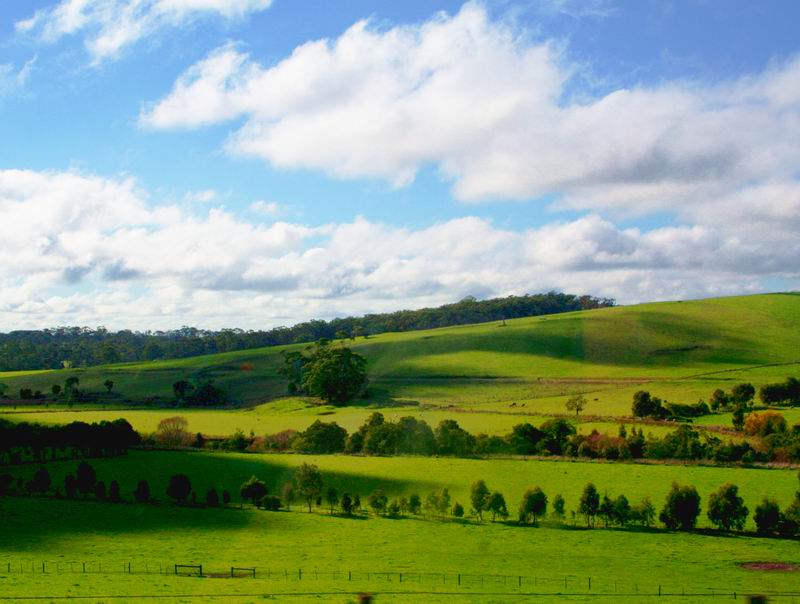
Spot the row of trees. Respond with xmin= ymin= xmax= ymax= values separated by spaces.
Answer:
xmin=0 ymin=293 xmax=614 ymax=371
xmin=0 ymin=418 xmax=140 ymax=464
xmin=6 ymin=461 xmax=797 ymax=539
xmin=234 ymin=410 xmax=799 ymax=464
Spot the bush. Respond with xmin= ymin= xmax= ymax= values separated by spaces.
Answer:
xmin=240 ymin=476 xmax=268 ymax=506
xmin=452 ymin=502 xmax=464 ymax=518
xmin=166 ymin=474 xmax=192 ymax=504
xmin=660 ymin=482 xmax=701 ymax=531
xmin=206 ymin=488 xmax=220 ymax=507
xmin=744 ymin=412 xmax=787 ymax=437
xmin=753 ymin=498 xmax=781 ymax=536
xmin=367 ymin=490 xmax=388 ymax=516
xmin=134 ymin=479 xmax=150 ymax=503
xmin=260 ymin=495 xmax=282 ymax=511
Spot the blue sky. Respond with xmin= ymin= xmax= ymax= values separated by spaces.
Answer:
xmin=1 ymin=0 xmax=799 ymax=330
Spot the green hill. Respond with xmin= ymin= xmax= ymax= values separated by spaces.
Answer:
xmin=2 ymin=293 xmax=799 ymax=434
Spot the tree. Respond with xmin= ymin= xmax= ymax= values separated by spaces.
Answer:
xmin=341 ymin=493 xmax=354 ymax=515
xmin=599 ymin=495 xmax=614 ymax=528
xmin=744 ymin=412 xmax=787 ymax=437
xmin=408 ymin=493 xmax=421 ymax=515
xmin=452 ymin=502 xmax=465 ymax=518
xmin=732 ymin=405 xmax=746 ymax=432
xmin=470 ymin=480 xmax=491 ymax=520
xmin=166 ymin=474 xmax=192 ymax=504
xmin=754 ymin=498 xmax=781 ymax=535
xmin=731 ymin=383 xmax=755 ymax=408
xmin=707 ymin=483 xmax=748 ymax=531
xmin=436 ymin=488 xmax=451 ymax=516
xmin=612 ymin=494 xmax=631 ymax=527
xmin=368 ymin=489 xmax=388 ymax=516
xmin=552 ymin=494 xmax=565 ymax=521
xmin=488 ymin=491 xmax=508 ymax=522
xmin=31 ymin=467 xmax=51 ymax=495
xmin=326 ymin=486 xmax=339 ymax=514
xmin=155 ymin=416 xmax=191 ymax=447
xmin=240 ymin=476 xmax=268 ymax=506
xmin=103 ymin=379 xmax=114 ymax=394
xmin=579 ymin=483 xmax=600 ymax=527
xmin=134 ymin=479 xmax=150 ymax=503
xmin=172 ymin=380 xmax=194 ymax=400
xmin=281 ymin=341 xmax=368 ymax=405
xmin=710 ymin=389 xmax=729 ymax=411
xmin=64 ymin=474 xmax=77 ymax=498
xmin=518 ymin=487 xmax=547 ymax=525
xmin=108 ymin=480 xmax=121 ymax=502
xmin=93 ymin=480 xmax=105 ymax=500
xmin=633 ymin=497 xmax=656 ymax=527
xmin=222 ymin=490 xmax=231 ymax=506
xmin=76 ymin=461 xmax=96 ymax=497
xmin=659 ymin=482 xmax=701 ymax=531
xmin=565 ymin=394 xmax=588 ymax=417
xmin=292 ymin=420 xmax=348 ymax=453
xmin=632 ymin=391 xmax=663 ymax=419
xmin=282 ymin=482 xmax=296 ymax=510
xmin=206 ymin=488 xmax=220 ymax=507
xmin=51 ymin=384 xmax=61 ymax=396
xmin=295 ymin=463 xmax=323 ymax=512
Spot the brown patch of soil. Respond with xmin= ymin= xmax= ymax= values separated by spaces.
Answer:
xmin=739 ymin=562 xmax=800 ymax=572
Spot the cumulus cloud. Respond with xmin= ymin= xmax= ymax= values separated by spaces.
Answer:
xmin=16 ymin=0 xmax=272 ymax=63
xmin=140 ymin=1 xmax=800 ymax=220
xmin=1 ymin=168 xmax=797 ymax=330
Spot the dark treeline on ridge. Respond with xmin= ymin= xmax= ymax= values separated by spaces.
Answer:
xmin=0 ymin=292 xmax=613 ymax=371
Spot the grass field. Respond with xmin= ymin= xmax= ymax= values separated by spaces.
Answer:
xmin=2 ymin=451 xmax=800 ymax=603
xmin=2 ymin=294 xmax=799 ymax=440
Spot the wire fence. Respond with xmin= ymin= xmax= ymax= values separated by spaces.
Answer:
xmin=2 ymin=560 xmax=799 ymax=600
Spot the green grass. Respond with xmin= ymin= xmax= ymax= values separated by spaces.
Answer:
xmin=2 ymin=294 xmax=799 ymax=439
xmin=2 ymin=451 xmax=799 ymax=602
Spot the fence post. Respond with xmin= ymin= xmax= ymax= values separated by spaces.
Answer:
xmin=458 ymin=574 xmax=461 ymax=586
xmin=42 ymin=562 xmax=45 ymax=574
xmin=589 ymin=577 xmax=591 ymax=591
xmin=349 ymin=570 xmax=352 ymax=581
xmin=299 ymin=568 xmax=302 ymax=580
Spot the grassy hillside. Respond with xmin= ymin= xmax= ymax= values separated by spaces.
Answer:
xmin=2 ymin=451 xmax=799 ymax=602
xmin=2 ymin=294 xmax=799 ymax=435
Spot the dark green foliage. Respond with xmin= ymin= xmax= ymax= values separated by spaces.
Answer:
xmin=470 ymin=480 xmax=490 ymax=520
xmin=240 ymin=476 xmax=268 ymax=505
xmin=579 ymin=483 xmax=600 ymax=527
xmin=367 ymin=489 xmax=388 ymax=516
xmin=452 ymin=502 xmax=464 ymax=518
xmin=631 ymin=497 xmax=656 ymax=527
xmin=103 ymin=379 xmax=114 ymax=393
xmin=108 ymin=480 xmax=121 ymax=502
xmin=488 ymin=491 xmax=508 ymax=522
xmin=260 ymin=495 xmax=282 ymax=511
xmin=552 ymin=494 xmax=565 ymax=520
xmin=753 ymin=498 xmax=781 ymax=535
xmin=660 ymin=482 xmax=701 ymax=531
xmin=408 ymin=493 xmax=421 ymax=515
xmin=280 ymin=341 xmax=367 ymax=405
xmin=206 ymin=488 xmax=220 ymax=507
xmin=731 ymin=383 xmax=756 ymax=407
xmin=518 ymin=487 xmax=547 ymax=525
xmin=341 ymin=493 xmax=353 ymax=515
xmin=134 ymin=479 xmax=150 ymax=503
xmin=94 ymin=480 xmax=106 ymax=500
xmin=710 ymin=388 xmax=729 ymax=411
xmin=76 ymin=462 xmax=96 ymax=497
xmin=435 ymin=420 xmax=476 ymax=456
xmin=631 ymin=391 xmax=665 ymax=419
xmin=292 ymin=420 xmax=347 ymax=453
xmin=732 ymin=405 xmax=746 ymax=432
xmin=759 ymin=377 xmax=800 ymax=406
xmin=0 ymin=293 xmax=612 ymax=371
xmin=295 ymin=463 xmax=323 ymax=512
xmin=325 ymin=486 xmax=339 ymax=514
xmin=166 ymin=474 xmax=192 ymax=504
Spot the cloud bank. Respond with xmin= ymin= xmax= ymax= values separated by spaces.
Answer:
xmin=1 ymin=169 xmax=797 ymax=330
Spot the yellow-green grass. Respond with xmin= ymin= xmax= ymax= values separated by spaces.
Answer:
xmin=2 ymin=294 xmax=799 ymax=430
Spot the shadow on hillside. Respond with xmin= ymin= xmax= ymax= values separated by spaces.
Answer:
xmin=3 ymin=451 xmax=431 ymax=548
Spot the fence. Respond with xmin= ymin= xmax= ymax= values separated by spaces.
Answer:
xmin=2 ymin=560 xmax=799 ymax=600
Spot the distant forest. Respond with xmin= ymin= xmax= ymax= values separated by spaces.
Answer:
xmin=0 ymin=292 xmax=613 ymax=371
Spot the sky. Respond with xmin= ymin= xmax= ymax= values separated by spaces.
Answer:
xmin=1 ymin=0 xmax=799 ymax=331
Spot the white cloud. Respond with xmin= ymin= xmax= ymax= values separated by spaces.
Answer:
xmin=185 ymin=188 xmax=218 ymax=203
xmin=1 ymin=168 xmax=798 ymax=330
xmin=141 ymin=1 xmax=800 ymax=220
xmin=248 ymin=200 xmax=282 ymax=216
xmin=16 ymin=0 xmax=272 ymax=63
xmin=0 ymin=56 xmax=36 ymax=95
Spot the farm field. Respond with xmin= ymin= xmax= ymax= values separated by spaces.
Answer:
xmin=2 ymin=294 xmax=799 ymax=440
xmin=3 ymin=449 xmax=800 ymax=603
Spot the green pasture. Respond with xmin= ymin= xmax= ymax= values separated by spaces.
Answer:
xmin=13 ymin=451 xmax=800 ymax=529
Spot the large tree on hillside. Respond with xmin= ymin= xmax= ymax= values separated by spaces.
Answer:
xmin=280 ymin=340 xmax=367 ymax=405
xmin=295 ymin=463 xmax=323 ymax=512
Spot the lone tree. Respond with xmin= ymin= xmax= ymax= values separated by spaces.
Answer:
xmin=280 ymin=340 xmax=368 ymax=405
xmin=240 ymin=476 xmax=268 ymax=506
xmin=172 ymin=380 xmax=194 ymax=401
xmin=754 ymin=498 xmax=781 ymax=536
xmin=659 ymin=482 xmax=701 ymax=531
xmin=326 ymin=486 xmax=340 ymax=514
xmin=166 ymin=474 xmax=192 ymax=504
xmin=470 ymin=480 xmax=491 ymax=521
xmin=707 ymin=483 xmax=748 ymax=532
xmin=579 ymin=483 xmax=600 ymax=527
xmin=565 ymin=394 xmax=588 ymax=417
xmin=295 ymin=463 xmax=323 ymax=512
xmin=731 ymin=383 xmax=755 ymax=408
xmin=518 ymin=487 xmax=547 ymax=525
xmin=103 ymin=379 xmax=114 ymax=394
xmin=155 ymin=416 xmax=191 ymax=447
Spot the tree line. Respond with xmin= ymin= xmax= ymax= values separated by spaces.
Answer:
xmin=0 ymin=292 xmax=613 ymax=371
xmin=0 ymin=418 xmax=140 ymax=465
xmin=2 ymin=461 xmax=798 ymax=540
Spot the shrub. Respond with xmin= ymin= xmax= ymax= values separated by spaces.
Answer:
xmin=76 ymin=462 xmax=96 ymax=497
xmin=753 ymin=498 xmax=781 ymax=536
xmin=240 ymin=476 xmax=268 ymax=506
xmin=744 ymin=412 xmax=787 ymax=437
xmin=368 ymin=490 xmax=388 ymax=516
xmin=166 ymin=474 xmax=192 ymax=504
xmin=134 ymin=479 xmax=150 ymax=503
xmin=206 ymin=488 xmax=220 ymax=507
xmin=452 ymin=502 xmax=464 ymax=518
xmin=260 ymin=495 xmax=282 ymax=511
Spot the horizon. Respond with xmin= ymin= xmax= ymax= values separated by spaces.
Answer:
xmin=2 ymin=0 xmax=799 ymax=331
